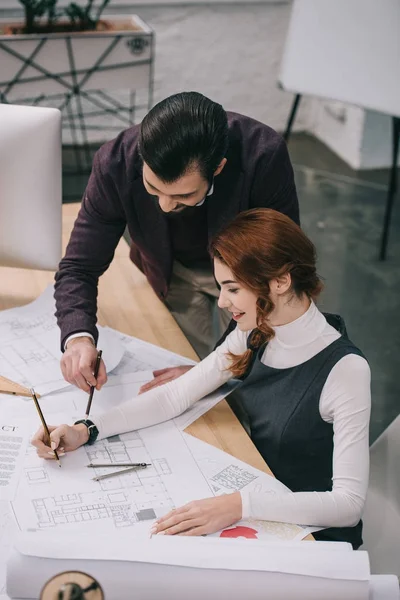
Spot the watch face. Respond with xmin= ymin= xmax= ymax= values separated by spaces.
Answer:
xmin=40 ymin=571 xmax=104 ymax=600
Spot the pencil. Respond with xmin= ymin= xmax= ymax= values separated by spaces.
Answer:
xmin=30 ymin=388 xmax=61 ymax=468
xmin=85 ymin=350 xmax=102 ymax=417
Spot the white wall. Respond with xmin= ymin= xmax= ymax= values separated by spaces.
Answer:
xmin=138 ymin=3 xmax=312 ymax=133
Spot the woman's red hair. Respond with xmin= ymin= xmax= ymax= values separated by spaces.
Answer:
xmin=209 ymin=208 xmax=323 ymax=377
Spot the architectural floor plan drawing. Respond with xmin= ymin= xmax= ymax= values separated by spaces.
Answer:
xmin=0 ymin=289 xmax=74 ymax=394
xmin=210 ymin=464 xmax=258 ymax=492
xmin=0 ymin=287 xmax=124 ymax=396
xmin=6 ymin=405 xmax=318 ymax=552
xmin=24 ymin=466 xmax=50 ymax=485
xmin=11 ymin=419 xmax=213 ymax=537
xmin=183 ymin=435 xmax=316 ymax=542
xmin=30 ymin=487 xmax=167 ymax=530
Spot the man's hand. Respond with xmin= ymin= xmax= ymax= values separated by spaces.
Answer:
xmin=139 ymin=365 xmax=194 ymax=394
xmin=150 ymin=494 xmax=242 ymax=537
xmin=31 ymin=423 xmax=89 ymax=459
xmin=61 ymin=337 xmax=107 ymax=392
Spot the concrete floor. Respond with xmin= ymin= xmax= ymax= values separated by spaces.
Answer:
xmin=288 ymin=136 xmax=400 ymax=443
xmin=62 ymin=132 xmax=400 ymax=443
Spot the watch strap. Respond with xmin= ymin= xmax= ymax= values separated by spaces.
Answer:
xmin=74 ymin=418 xmax=99 ymax=445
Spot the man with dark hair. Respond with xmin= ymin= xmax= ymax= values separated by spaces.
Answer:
xmin=55 ymin=91 xmax=299 ymax=393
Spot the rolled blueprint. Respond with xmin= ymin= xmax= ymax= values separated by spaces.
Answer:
xmin=7 ymin=533 xmax=372 ymax=600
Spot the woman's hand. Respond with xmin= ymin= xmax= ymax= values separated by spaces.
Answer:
xmin=139 ymin=366 xmax=194 ymax=394
xmin=31 ymin=423 xmax=89 ymax=459
xmin=150 ymin=493 xmax=242 ymax=537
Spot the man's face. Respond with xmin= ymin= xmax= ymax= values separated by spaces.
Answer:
xmin=143 ymin=162 xmax=210 ymax=213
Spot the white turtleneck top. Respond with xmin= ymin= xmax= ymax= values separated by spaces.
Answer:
xmin=94 ymin=302 xmax=371 ymax=529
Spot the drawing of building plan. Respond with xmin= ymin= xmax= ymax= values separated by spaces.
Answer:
xmin=183 ymin=434 xmax=316 ymax=542
xmin=11 ymin=418 xmax=213 ymax=538
xmin=9 ymin=410 xmax=316 ymax=545
xmin=0 ymin=287 xmax=124 ymax=396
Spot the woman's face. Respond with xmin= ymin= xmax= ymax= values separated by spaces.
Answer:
xmin=215 ymin=259 xmax=258 ymax=331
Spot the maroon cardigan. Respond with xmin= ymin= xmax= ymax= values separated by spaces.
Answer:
xmin=55 ymin=112 xmax=299 ymax=348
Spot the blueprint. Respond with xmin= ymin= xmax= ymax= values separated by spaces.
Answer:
xmin=11 ymin=417 xmax=213 ymax=538
xmin=9 ymin=410 xmax=314 ymax=544
xmin=0 ymin=287 xmax=124 ymax=396
xmin=0 ymin=417 xmax=30 ymax=500
xmin=0 ymin=300 xmax=323 ymax=597
xmin=183 ymin=435 xmax=315 ymax=542
xmin=0 ymin=409 xmax=320 ymax=594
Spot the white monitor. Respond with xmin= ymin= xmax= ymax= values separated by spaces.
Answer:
xmin=0 ymin=104 xmax=62 ymax=270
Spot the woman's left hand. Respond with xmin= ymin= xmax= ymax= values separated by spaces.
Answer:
xmin=150 ymin=493 xmax=242 ymax=537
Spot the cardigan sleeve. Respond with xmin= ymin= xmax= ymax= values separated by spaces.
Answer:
xmin=54 ymin=150 xmax=126 ymax=350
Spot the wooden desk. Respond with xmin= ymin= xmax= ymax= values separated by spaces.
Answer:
xmin=0 ymin=202 xmax=313 ymax=539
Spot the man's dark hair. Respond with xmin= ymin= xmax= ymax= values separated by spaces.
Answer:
xmin=139 ymin=91 xmax=229 ymax=183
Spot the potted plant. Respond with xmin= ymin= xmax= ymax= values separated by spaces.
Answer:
xmin=0 ymin=0 xmax=154 ymax=169
xmin=0 ymin=1 xmax=153 ymax=99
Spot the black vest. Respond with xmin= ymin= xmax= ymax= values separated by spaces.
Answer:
xmin=234 ymin=314 xmax=366 ymax=549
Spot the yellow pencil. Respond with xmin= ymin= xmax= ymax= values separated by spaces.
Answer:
xmin=30 ymin=387 xmax=61 ymax=467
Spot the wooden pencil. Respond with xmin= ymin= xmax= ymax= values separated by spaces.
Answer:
xmin=30 ymin=388 xmax=61 ymax=467
xmin=85 ymin=350 xmax=102 ymax=417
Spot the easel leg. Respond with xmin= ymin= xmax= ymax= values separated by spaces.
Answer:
xmin=283 ymin=94 xmax=302 ymax=142
xmin=379 ymin=116 xmax=400 ymax=261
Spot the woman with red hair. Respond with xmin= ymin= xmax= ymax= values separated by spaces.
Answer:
xmin=33 ymin=209 xmax=370 ymax=548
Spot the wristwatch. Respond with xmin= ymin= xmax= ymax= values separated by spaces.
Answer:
xmin=74 ymin=419 xmax=99 ymax=445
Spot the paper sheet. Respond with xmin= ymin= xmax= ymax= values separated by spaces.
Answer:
xmin=0 ymin=418 xmax=30 ymax=501
xmin=173 ymin=381 xmax=239 ymax=430
xmin=108 ymin=329 xmax=196 ymax=378
xmin=10 ymin=417 xmax=213 ymax=539
xmin=35 ymin=371 xmax=154 ymax=419
xmin=108 ymin=329 xmax=238 ymax=430
xmin=183 ymin=434 xmax=316 ymax=542
xmin=12 ymin=532 xmax=365 ymax=577
xmin=3 ymin=374 xmax=323 ymax=546
xmin=0 ymin=287 xmax=124 ymax=396
xmin=369 ymin=575 xmax=400 ymax=600
xmin=7 ymin=533 xmax=371 ymax=600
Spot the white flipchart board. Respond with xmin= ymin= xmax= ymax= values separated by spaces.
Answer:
xmin=279 ymin=0 xmax=400 ymax=118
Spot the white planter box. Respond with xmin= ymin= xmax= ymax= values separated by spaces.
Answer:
xmin=0 ymin=15 xmax=154 ymax=100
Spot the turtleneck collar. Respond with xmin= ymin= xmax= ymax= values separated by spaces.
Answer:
xmin=271 ymin=301 xmax=326 ymax=349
